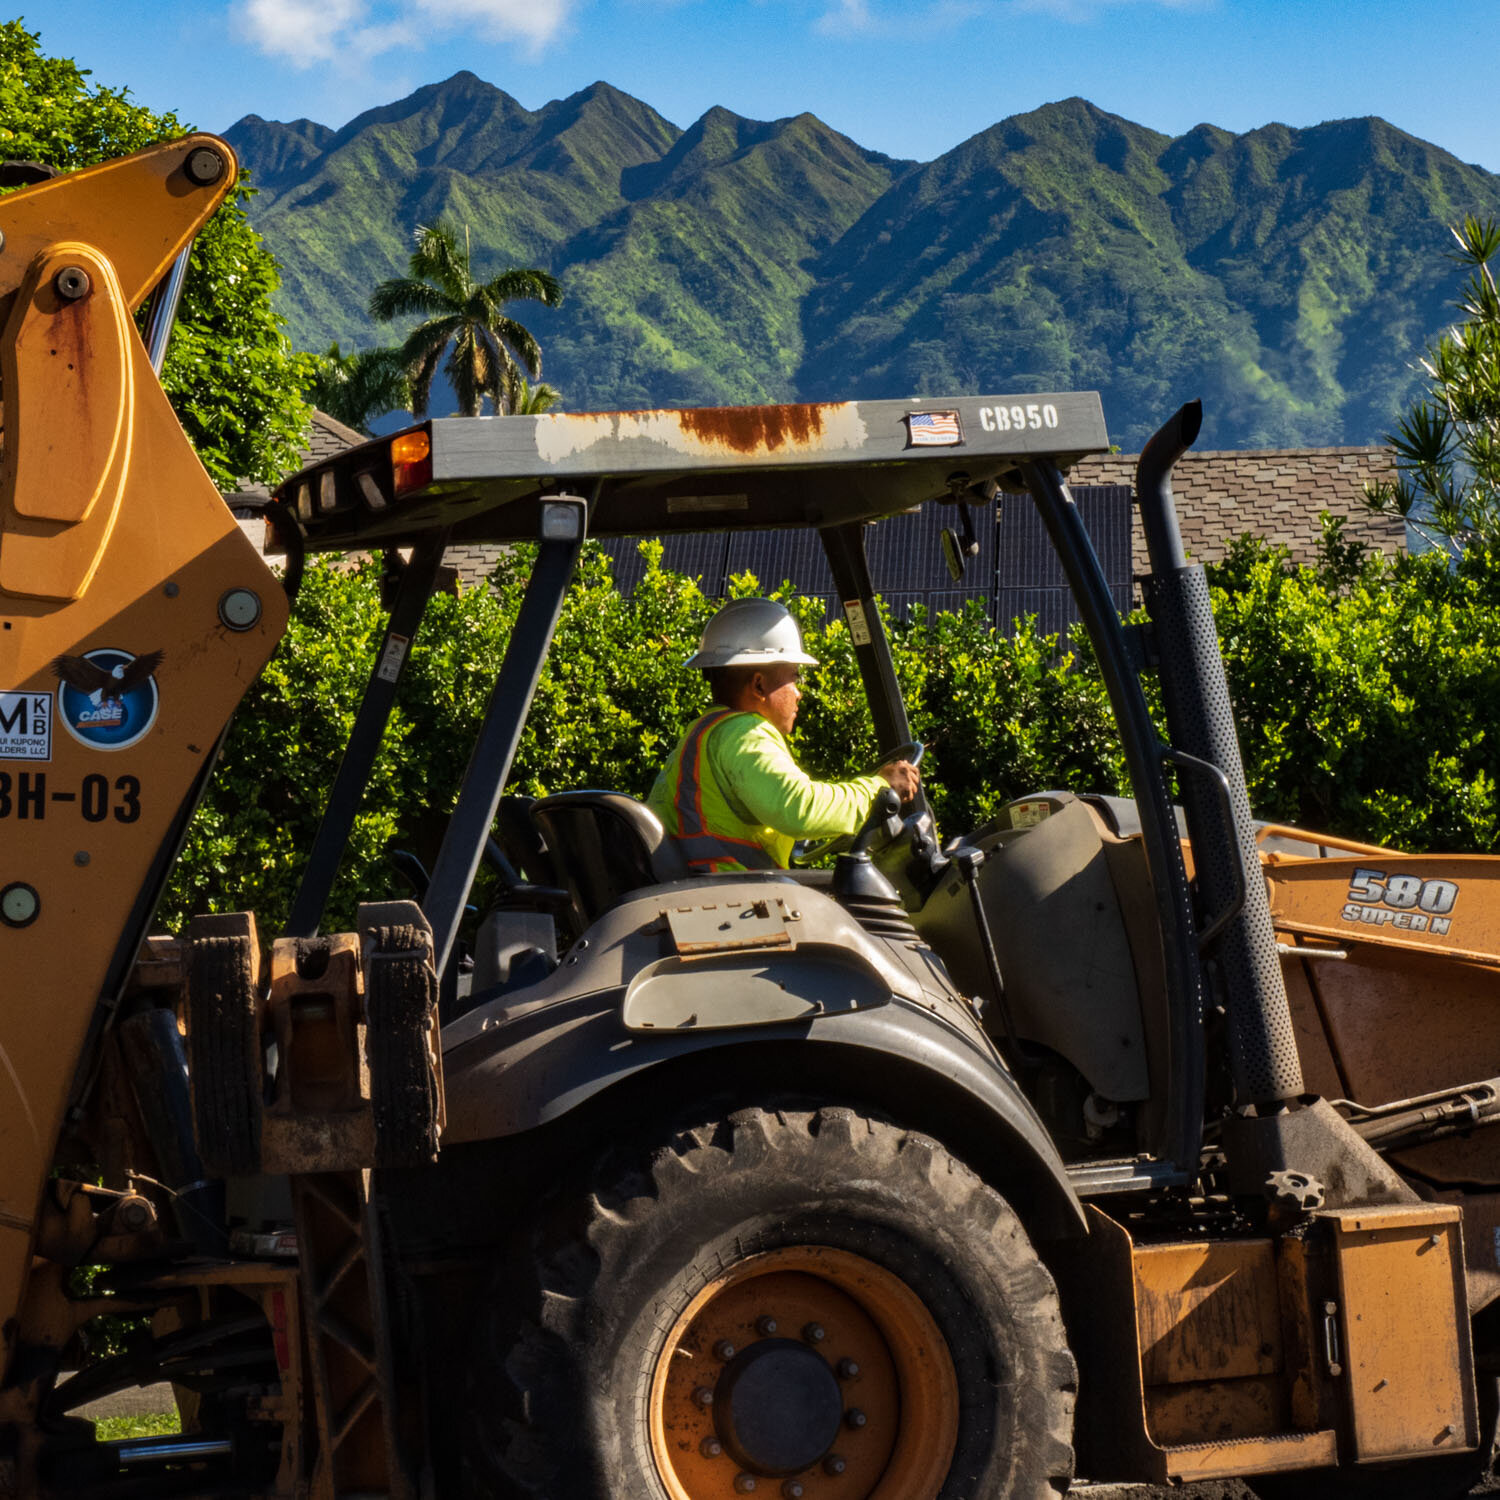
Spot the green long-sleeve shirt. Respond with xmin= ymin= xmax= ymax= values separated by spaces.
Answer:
xmin=648 ymin=709 xmax=886 ymax=870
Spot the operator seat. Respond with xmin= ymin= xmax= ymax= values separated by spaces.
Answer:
xmin=529 ymin=792 xmax=691 ymax=930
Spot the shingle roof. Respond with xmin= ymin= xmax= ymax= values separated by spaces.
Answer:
xmin=444 ymin=545 xmax=503 ymax=586
xmin=1069 ymin=446 xmax=1404 ymax=574
xmin=223 ymin=409 xmax=367 ymax=505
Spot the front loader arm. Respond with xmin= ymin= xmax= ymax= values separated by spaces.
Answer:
xmin=0 ymin=137 xmax=288 ymax=1380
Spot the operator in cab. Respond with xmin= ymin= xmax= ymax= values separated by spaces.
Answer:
xmin=648 ymin=598 xmax=921 ymax=873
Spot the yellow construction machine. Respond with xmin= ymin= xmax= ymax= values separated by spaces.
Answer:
xmin=3 ymin=135 xmax=1500 ymax=1499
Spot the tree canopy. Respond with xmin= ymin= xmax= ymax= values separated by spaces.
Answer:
xmin=370 ymin=220 xmax=561 ymax=417
xmin=1366 ymin=216 xmax=1500 ymax=559
xmin=505 ymin=374 xmax=564 ymax=414
xmin=308 ymin=343 xmax=412 ymax=435
xmin=0 ymin=20 xmax=314 ymax=487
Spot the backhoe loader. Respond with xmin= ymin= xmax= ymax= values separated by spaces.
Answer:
xmin=3 ymin=134 xmax=1500 ymax=1500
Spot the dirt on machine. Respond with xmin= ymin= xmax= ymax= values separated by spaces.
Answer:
xmin=3 ymin=133 xmax=1500 ymax=1500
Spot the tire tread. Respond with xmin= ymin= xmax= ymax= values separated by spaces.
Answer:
xmin=467 ymin=1103 xmax=1075 ymax=1499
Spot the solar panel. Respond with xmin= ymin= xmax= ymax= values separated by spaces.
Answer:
xmin=726 ymin=527 xmax=836 ymax=594
xmin=995 ymin=485 xmax=1134 ymax=630
xmin=600 ymin=485 xmax=1136 ymax=638
xmin=864 ymin=505 xmax=998 ymax=595
xmin=600 ymin=532 xmax=731 ymax=594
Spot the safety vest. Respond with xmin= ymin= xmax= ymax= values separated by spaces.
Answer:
xmin=659 ymin=709 xmax=779 ymax=873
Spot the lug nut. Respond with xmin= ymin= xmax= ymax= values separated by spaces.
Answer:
xmin=782 ymin=1484 xmax=805 ymax=1499
xmin=837 ymin=1358 xmax=860 ymax=1379
xmin=756 ymin=1315 xmax=778 ymax=1337
xmin=823 ymin=1454 xmax=847 ymax=1476
xmin=54 ymin=265 xmax=90 ymax=301
xmin=700 ymin=1436 xmax=724 ymax=1458
xmin=802 ymin=1322 xmax=825 ymax=1345
xmin=714 ymin=1340 xmax=737 ymax=1361
xmin=845 ymin=1408 xmax=867 ymax=1430
xmin=692 ymin=1386 xmax=715 ymax=1408
xmin=734 ymin=1475 xmax=757 ymax=1494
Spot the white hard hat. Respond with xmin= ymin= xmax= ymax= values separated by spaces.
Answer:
xmin=685 ymin=598 xmax=819 ymax=670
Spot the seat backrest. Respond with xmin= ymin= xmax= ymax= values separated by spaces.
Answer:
xmin=529 ymin=792 xmax=690 ymax=929
xmin=495 ymin=794 xmax=560 ymax=889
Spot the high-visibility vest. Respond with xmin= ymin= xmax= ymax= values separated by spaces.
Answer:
xmin=658 ymin=709 xmax=779 ymax=873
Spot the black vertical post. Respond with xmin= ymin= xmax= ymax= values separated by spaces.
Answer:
xmin=819 ymin=521 xmax=912 ymax=753
xmin=283 ymin=534 xmax=450 ymax=939
xmin=423 ymin=497 xmax=590 ymax=978
xmin=1019 ymin=460 xmax=1206 ymax=1174
xmin=1136 ymin=405 xmax=1304 ymax=1107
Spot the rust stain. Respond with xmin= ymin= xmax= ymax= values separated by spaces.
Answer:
xmin=676 ymin=403 xmax=826 ymax=454
xmin=49 ymin=298 xmax=93 ymax=406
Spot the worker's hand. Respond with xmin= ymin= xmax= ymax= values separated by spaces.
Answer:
xmin=879 ymin=759 xmax=921 ymax=803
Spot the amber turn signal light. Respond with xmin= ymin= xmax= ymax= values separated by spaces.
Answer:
xmin=391 ymin=429 xmax=433 ymax=496
xmin=390 ymin=431 xmax=430 ymax=465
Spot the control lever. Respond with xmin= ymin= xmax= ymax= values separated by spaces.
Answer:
xmin=853 ymin=787 xmax=903 ymax=855
xmin=834 ymin=789 xmax=903 ymax=904
xmin=952 ymin=845 xmax=1035 ymax=1070
xmin=390 ymin=849 xmax=431 ymax=901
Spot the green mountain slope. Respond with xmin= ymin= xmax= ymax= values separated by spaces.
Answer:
xmin=540 ymin=107 xmax=909 ymax=407
xmin=227 ymin=83 xmax=1500 ymax=447
xmin=230 ymin=73 xmax=682 ymax=355
xmin=228 ymin=74 xmax=903 ymax=409
xmin=799 ymin=99 xmax=1500 ymax=449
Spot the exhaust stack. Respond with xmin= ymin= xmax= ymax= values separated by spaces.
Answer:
xmin=1137 ymin=402 xmax=1304 ymax=1108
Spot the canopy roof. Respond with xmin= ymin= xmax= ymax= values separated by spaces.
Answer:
xmin=272 ymin=393 xmax=1110 ymax=552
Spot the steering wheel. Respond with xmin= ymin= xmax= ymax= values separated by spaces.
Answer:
xmin=791 ymin=831 xmax=853 ymax=866
xmin=791 ymin=744 xmax=926 ymax=866
xmin=869 ymin=739 xmax=925 ymax=773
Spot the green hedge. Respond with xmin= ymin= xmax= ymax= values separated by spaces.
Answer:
xmin=1215 ymin=525 xmax=1500 ymax=852
xmin=161 ymin=525 xmax=1500 ymax=935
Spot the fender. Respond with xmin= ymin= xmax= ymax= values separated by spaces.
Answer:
xmin=441 ymin=981 xmax=1087 ymax=1237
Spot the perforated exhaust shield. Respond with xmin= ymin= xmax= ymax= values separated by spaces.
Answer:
xmin=1142 ymin=565 xmax=1304 ymax=1105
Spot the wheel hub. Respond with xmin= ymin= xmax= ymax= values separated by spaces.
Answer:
xmin=648 ymin=1247 xmax=958 ymax=1500
xmin=714 ymin=1338 xmax=844 ymax=1476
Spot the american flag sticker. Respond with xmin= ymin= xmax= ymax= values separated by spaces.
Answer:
xmin=906 ymin=410 xmax=962 ymax=447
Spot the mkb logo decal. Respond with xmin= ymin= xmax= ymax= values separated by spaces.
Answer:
xmin=51 ymin=648 xmax=164 ymax=751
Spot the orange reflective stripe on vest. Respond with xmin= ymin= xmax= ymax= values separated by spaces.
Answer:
xmin=671 ymin=709 xmax=778 ymax=871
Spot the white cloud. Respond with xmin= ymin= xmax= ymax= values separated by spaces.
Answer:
xmin=235 ymin=0 xmax=367 ymax=65
xmin=232 ymin=0 xmax=571 ymax=68
xmin=814 ymin=0 xmax=876 ymax=35
xmin=411 ymin=0 xmax=570 ymax=50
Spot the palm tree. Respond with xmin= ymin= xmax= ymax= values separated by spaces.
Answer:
xmin=308 ymin=343 xmax=412 ymax=434
xmin=370 ymin=221 xmax=562 ymax=418
xmin=503 ymin=372 xmax=564 ymax=415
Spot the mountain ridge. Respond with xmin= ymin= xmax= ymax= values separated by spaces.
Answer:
xmin=225 ymin=78 xmax=1500 ymax=448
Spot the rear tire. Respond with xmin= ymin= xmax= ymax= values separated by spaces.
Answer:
xmin=363 ymin=918 xmax=441 ymax=1167
xmin=465 ymin=1103 xmax=1076 ymax=1499
xmin=185 ymin=922 xmax=261 ymax=1178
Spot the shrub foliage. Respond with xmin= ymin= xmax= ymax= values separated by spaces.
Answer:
xmin=164 ymin=525 xmax=1500 ymax=935
xmin=0 ymin=21 xmax=314 ymax=486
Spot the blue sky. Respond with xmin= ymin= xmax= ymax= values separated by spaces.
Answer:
xmin=27 ymin=0 xmax=1500 ymax=169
